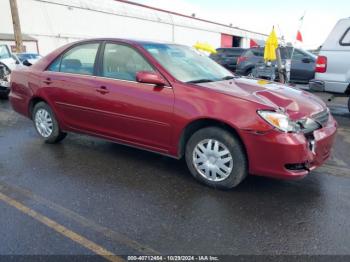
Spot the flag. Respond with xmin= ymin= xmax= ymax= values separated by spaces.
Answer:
xmin=296 ymin=30 xmax=303 ymax=42
xmin=250 ymin=39 xmax=259 ymax=48
xmin=193 ymin=42 xmax=217 ymax=54
xmin=264 ymin=27 xmax=279 ymax=62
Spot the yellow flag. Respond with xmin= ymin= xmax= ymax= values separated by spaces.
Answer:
xmin=193 ymin=42 xmax=217 ymax=54
xmin=264 ymin=28 xmax=279 ymax=61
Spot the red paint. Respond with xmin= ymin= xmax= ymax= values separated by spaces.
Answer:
xmin=9 ymin=39 xmax=337 ymax=180
xmin=221 ymin=34 xmax=233 ymax=48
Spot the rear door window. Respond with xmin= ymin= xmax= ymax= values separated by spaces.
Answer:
xmin=60 ymin=43 xmax=99 ymax=75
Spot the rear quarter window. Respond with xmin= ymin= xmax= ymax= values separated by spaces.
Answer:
xmin=340 ymin=28 xmax=350 ymax=46
xmin=47 ymin=57 xmax=61 ymax=72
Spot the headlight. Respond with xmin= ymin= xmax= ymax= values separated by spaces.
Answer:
xmin=257 ymin=110 xmax=299 ymax=132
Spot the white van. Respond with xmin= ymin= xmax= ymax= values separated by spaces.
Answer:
xmin=309 ymin=18 xmax=350 ymax=111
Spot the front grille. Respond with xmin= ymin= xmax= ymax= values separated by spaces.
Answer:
xmin=297 ymin=108 xmax=329 ymax=134
xmin=312 ymin=108 xmax=329 ymax=127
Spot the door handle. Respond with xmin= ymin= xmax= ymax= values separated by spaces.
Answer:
xmin=96 ymin=86 xmax=109 ymax=94
xmin=43 ymin=77 xmax=52 ymax=85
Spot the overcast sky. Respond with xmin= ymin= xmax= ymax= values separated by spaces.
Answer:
xmin=132 ymin=0 xmax=349 ymax=49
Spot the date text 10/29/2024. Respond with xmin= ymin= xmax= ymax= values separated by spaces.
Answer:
xmin=127 ymin=256 xmax=219 ymax=261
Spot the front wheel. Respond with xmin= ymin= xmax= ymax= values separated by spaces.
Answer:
xmin=185 ymin=127 xmax=247 ymax=189
xmin=32 ymin=102 xmax=67 ymax=143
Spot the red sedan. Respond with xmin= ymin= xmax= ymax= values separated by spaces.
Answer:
xmin=9 ymin=39 xmax=337 ymax=189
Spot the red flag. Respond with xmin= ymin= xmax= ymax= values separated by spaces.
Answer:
xmin=250 ymin=39 xmax=259 ymax=48
xmin=296 ymin=30 xmax=303 ymax=42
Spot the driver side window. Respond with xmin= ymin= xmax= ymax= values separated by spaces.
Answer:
xmin=102 ymin=43 xmax=154 ymax=81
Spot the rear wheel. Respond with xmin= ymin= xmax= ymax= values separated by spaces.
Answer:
xmin=32 ymin=102 xmax=66 ymax=143
xmin=185 ymin=127 xmax=247 ymax=189
xmin=0 ymin=91 xmax=9 ymax=99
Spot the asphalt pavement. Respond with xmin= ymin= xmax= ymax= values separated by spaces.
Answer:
xmin=0 ymin=92 xmax=350 ymax=260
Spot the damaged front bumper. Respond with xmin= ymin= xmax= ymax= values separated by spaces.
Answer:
xmin=241 ymin=111 xmax=337 ymax=179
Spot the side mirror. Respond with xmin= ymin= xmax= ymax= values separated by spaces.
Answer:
xmin=23 ymin=59 xmax=32 ymax=66
xmin=136 ymin=71 xmax=167 ymax=86
xmin=302 ymin=57 xmax=311 ymax=63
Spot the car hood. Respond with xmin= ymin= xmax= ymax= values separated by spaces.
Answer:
xmin=198 ymin=77 xmax=326 ymax=120
xmin=0 ymin=57 xmax=17 ymax=71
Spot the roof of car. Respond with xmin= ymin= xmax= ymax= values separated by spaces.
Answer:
xmin=217 ymin=47 xmax=245 ymax=50
xmin=70 ymin=38 xmax=179 ymax=46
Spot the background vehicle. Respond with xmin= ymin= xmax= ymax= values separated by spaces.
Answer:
xmin=0 ymin=44 xmax=15 ymax=98
xmin=15 ymin=52 xmax=43 ymax=65
xmin=10 ymin=39 xmax=336 ymax=189
xmin=0 ymin=47 xmax=40 ymax=99
xmin=236 ymin=47 xmax=316 ymax=83
xmin=309 ymin=18 xmax=350 ymax=111
xmin=210 ymin=48 xmax=245 ymax=72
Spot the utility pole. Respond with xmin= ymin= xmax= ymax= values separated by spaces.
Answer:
xmin=9 ymin=0 xmax=24 ymax=53
xmin=275 ymin=48 xmax=285 ymax=83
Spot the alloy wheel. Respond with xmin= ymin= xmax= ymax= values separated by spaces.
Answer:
xmin=35 ymin=109 xmax=53 ymax=138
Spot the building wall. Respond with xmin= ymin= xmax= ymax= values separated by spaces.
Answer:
xmin=0 ymin=0 xmax=267 ymax=55
xmin=0 ymin=40 xmax=38 ymax=53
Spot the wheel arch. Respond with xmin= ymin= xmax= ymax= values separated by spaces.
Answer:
xmin=177 ymin=118 xmax=248 ymax=160
xmin=28 ymin=96 xmax=48 ymax=119
xmin=345 ymin=83 xmax=350 ymax=95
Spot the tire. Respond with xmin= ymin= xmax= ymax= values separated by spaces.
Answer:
xmin=185 ymin=127 xmax=247 ymax=189
xmin=0 ymin=92 xmax=9 ymax=99
xmin=32 ymin=102 xmax=67 ymax=144
xmin=246 ymin=68 xmax=253 ymax=77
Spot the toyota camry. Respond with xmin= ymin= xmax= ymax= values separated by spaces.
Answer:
xmin=9 ymin=39 xmax=337 ymax=189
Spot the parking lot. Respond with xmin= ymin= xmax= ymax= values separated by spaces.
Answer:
xmin=0 ymin=91 xmax=350 ymax=259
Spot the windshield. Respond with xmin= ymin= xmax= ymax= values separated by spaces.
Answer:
xmin=142 ymin=43 xmax=234 ymax=83
xmin=0 ymin=45 xmax=11 ymax=59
